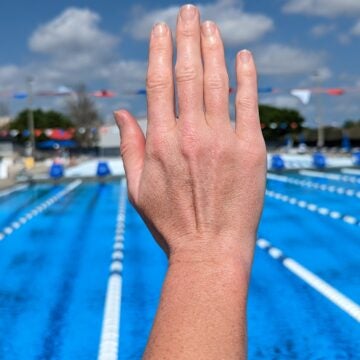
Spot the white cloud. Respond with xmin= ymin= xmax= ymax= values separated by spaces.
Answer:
xmin=254 ymin=44 xmax=325 ymax=75
xmin=126 ymin=0 xmax=274 ymax=46
xmin=98 ymin=60 xmax=147 ymax=91
xmin=337 ymin=33 xmax=351 ymax=44
xmin=28 ymin=7 xmax=120 ymax=85
xmin=350 ymin=20 xmax=360 ymax=35
xmin=283 ymin=0 xmax=360 ymax=17
xmin=311 ymin=24 xmax=336 ymax=37
xmin=260 ymin=95 xmax=300 ymax=108
xmin=0 ymin=7 xmax=147 ymax=119
xmin=0 ymin=65 xmax=24 ymax=90
xmin=29 ymin=8 xmax=117 ymax=57
xmin=312 ymin=67 xmax=332 ymax=81
xmin=22 ymin=7 xmax=147 ymax=92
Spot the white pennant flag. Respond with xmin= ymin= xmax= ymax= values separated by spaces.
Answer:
xmin=290 ymin=89 xmax=312 ymax=105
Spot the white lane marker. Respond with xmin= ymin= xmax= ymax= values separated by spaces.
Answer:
xmin=299 ymin=170 xmax=360 ymax=184
xmin=268 ymin=247 xmax=283 ymax=259
xmin=0 ymin=180 xmax=82 ymax=242
xmin=267 ymin=173 xmax=360 ymax=198
xmin=266 ymin=189 xmax=360 ymax=227
xmin=329 ymin=211 xmax=341 ymax=219
xmin=343 ymin=216 xmax=357 ymax=225
xmin=318 ymin=207 xmax=329 ymax=215
xmin=341 ymin=168 xmax=360 ymax=176
xmin=0 ymin=184 xmax=29 ymax=198
xmin=98 ymin=179 xmax=127 ymax=360
xmin=257 ymin=239 xmax=360 ymax=323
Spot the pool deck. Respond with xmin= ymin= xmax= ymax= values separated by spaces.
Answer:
xmin=0 ymin=154 xmax=358 ymax=190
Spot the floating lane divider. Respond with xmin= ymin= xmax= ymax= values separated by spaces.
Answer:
xmin=266 ymin=189 xmax=360 ymax=226
xmin=341 ymin=168 xmax=360 ymax=176
xmin=299 ymin=170 xmax=360 ymax=185
xmin=0 ymin=180 xmax=82 ymax=242
xmin=98 ymin=179 xmax=127 ymax=360
xmin=0 ymin=184 xmax=29 ymax=198
xmin=257 ymin=239 xmax=360 ymax=322
xmin=268 ymin=173 xmax=360 ymax=198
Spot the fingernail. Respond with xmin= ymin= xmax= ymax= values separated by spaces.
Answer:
xmin=180 ymin=4 xmax=196 ymax=21
xmin=202 ymin=21 xmax=216 ymax=37
xmin=238 ymin=49 xmax=252 ymax=64
xmin=153 ymin=22 xmax=168 ymax=37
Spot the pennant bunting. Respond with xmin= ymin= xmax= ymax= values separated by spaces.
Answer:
xmin=92 ymin=90 xmax=116 ymax=98
xmin=290 ymin=89 xmax=312 ymax=105
xmin=327 ymin=88 xmax=345 ymax=96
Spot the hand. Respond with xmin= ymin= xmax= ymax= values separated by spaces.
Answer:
xmin=115 ymin=5 xmax=266 ymax=265
xmin=115 ymin=5 xmax=267 ymax=358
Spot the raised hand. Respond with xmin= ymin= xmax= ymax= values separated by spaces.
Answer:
xmin=115 ymin=4 xmax=266 ymax=359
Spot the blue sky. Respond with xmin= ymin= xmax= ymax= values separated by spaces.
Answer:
xmin=0 ymin=0 xmax=360 ymax=126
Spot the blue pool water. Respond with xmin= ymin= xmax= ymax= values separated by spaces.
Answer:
xmin=0 ymin=174 xmax=359 ymax=359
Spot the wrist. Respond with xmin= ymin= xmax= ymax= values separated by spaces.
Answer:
xmin=168 ymin=233 xmax=256 ymax=280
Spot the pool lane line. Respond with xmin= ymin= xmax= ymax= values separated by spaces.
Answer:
xmin=257 ymin=239 xmax=360 ymax=323
xmin=266 ymin=189 xmax=360 ymax=226
xmin=98 ymin=179 xmax=126 ymax=360
xmin=0 ymin=186 xmax=58 ymax=229
xmin=0 ymin=184 xmax=29 ymax=198
xmin=38 ymin=184 xmax=103 ymax=360
xmin=341 ymin=168 xmax=360 ymax=176
xmin=267 ymin=173 xmax=360 ymax=198
xmin=0 ymin=179 xmax=82 ymax=242
xmin=299 ymin=170 xmax=360 ymax=185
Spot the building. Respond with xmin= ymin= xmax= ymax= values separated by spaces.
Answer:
xmin=0 ymin=116 xmax=10 ymax=128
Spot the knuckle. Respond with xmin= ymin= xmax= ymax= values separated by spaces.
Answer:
xmin=150 ymin=41 xmax=167 ymax=52
xmin=204 ymin=38 xmax=221 ymax=51
xmin=175 ymin=63 xmax=198 ymax=84
xmin=179 ymin=134 xmax=197 ymax=158
xmin=179 ymin=131 xmax=208 ymax=160
xmin=146 ymin=72 xmax=171 ymax=92
xmin=205 ymin=73 xmax=228 ymax=91
xmin=179 ymin=27 xmax=196 ymax=38
xmin=247 ymin=139 xmax=267 ymax=165
xmin=180 ymin=141 xmax=199 ymax=160
xmin=239 ymin=66 xmax=256 ymax=79
xmin=236 ymin=95 xmax=257 ymax=112
xmin=146 ymin=133 xmax=168 ymax=160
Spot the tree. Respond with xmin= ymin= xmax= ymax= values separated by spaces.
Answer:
xmin=259 ymin=104 xmax=305 ymax=141
xmin=8 ymin=109 xmax=74 ymax=143
xmin=10 ymin=109 xmax=73 ymax=131
xmin=65 ymin=84 xmax=102 ymax=147
xmin=343 ymin=119 xmax=360 ymax=129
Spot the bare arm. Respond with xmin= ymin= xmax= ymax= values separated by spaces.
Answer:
xmin=115 ymin=4 xmax=266 ymax=359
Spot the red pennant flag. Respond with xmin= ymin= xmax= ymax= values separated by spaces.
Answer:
xmin=92 ymin=90 xmax=116 ymax=98
xmin=327 ymin=88 xmax=345 ymax=96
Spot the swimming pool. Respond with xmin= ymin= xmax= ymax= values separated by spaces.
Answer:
xmin=0 ymin=173 xmax=359 ymax=359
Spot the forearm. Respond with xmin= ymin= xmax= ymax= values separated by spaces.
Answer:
xmin=143 ymin=246 xmax=252 ymax=360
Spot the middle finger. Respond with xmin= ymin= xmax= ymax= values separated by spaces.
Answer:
xmin=175 ymin=5 xmax=204 ymax=122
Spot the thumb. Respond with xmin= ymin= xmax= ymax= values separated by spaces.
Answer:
xmin=114 ymin=109 xmax=145 ymax=203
